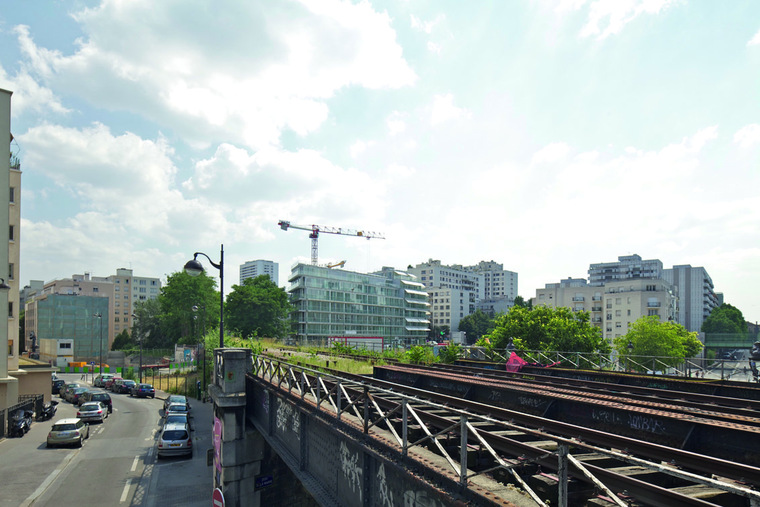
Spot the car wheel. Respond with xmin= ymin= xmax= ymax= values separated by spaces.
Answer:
xmin=77 ymin=436 xmax=83 ymax=448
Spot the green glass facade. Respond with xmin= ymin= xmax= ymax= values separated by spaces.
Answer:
xmin=288 ymin=264 xmax=430 ymax=346
xmin=36 ymin=294 xmax=110 ymax=361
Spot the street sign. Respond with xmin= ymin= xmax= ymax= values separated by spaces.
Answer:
xmin=212 ymin=488 xmax=225 ymax=507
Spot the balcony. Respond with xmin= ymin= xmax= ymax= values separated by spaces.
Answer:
xmin=647 ymin=302 xmax=661 ymax=308
xmin=592 ymin=296 xmax=602 ymax=301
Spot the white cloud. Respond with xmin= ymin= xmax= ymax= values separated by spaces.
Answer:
xmin=386 ymin=111 xmax=407 ymax=136
xmin=349 ymin=140 xmax=375 ymax=158
xmin=733 ymin=124 xmax=760 ymax=148
xmin=748 ymin=28 xmax=760 ymax=46
xmin=430 ymin=93 xmax=470 ymax=126
xmin=557 ymin=0 xmax=681 ymax=40
xmin=13 ymin=0 xmax=416 ymax=151
xmin=531 ymin=142 xmax=571 ymax=165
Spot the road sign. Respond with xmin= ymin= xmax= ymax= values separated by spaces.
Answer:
xmin=212 ymin=488 xmax=225 ymax=507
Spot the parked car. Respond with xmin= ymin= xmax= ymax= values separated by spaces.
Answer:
xmin=104 ymin=377 xmax=122 ymax=391
xmin=68 ymin=387 xmax=89 ymax=405
xmin=52 ymin=379 xmax=66 ymax=395
xmin=163 ymin=395 xmax=189 ymax=412
xmin=77 ymin=402 xmax=108 ymax=423
xmin=93 ymin=374 xmax=115 ymax=388
xmin=130 ymin=383 xmax=155 ymax=398
xmin=109 ymin=378 xmax=126 ymax=392
xmin=115 ymin=380 xmax=137 ymax=394
xmin=163 ymin=413 xmax=190 ymax=429
xmin=47 ymin=418 xmax=90 ymax=448
xmin=164 ymin=402 xmax=190 ymax=418
xmin=157 ymin=422 xmax=192 ymax=458
xmin=60 ymin=382 xmax=81 ymax=399
xmin=80 ymin=390 xmax=113 ymax=414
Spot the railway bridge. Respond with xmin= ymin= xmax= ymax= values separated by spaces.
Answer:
xmin=208 ymin=348 xmax=760 ymax=507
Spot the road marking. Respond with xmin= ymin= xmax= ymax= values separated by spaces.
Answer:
xmin=120 ymin=478 xmax=131 ymax=503
xmin=20 ymin=451 xmax=77 ymax=507
xmin=131 ymin=456 xmax=140 ymax=472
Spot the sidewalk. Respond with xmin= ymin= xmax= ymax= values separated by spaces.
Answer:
xmin=141 ymin=387 xmax=214 ymax=507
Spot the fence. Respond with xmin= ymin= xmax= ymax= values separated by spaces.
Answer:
xmin=2 ymin=394 xmax=43 ymax=438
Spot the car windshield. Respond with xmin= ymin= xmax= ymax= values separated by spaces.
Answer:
xmin=139 ymin=384 xmax=152 ymax=389
xmin=165 ymin=415 xmax=187 ymax=424
xmin=80 ymin=404 xmax=99 ymax=411
xmin=92 ymin=394 xmax=109 ymax=400
xmin=162 ymin=430 xmax=188 ymax=441
xmin=52 ymin=423 xmax=76 ymax=431
xmin=167 ymin=405 xmax=188 ymax=413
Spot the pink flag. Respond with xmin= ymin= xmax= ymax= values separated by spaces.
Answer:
xmin=505 ymin=351 xmax=528 ymax=372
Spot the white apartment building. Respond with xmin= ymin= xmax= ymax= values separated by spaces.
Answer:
xmin=533 ymin=277 xmax=677 ymax=341
xmin=240 ymin=259 xmax=279 ymax=285
xmin=428 ymin=287 xmax=477 ymax=332
xmin=0 ymin=88 xmax=15 ymax=412
xmin=588 ymin=254 xmax=663 ymax=286
xmin=464 ymin=260 xmax=518 ymax=300
xmin=663 ymin=264 xmax=719 ymax=333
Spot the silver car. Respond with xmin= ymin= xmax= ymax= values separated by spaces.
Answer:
xmin=157 ymin=422 xmax=192 ymax=458
xmin=77 ymin=401 xmax=108 ymax=423
xmin=47 ymin=418 xmax=90 ymax=448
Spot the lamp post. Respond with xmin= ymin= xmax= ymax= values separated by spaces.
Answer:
xmin=132 ymin=313 xmax=142 ymax=383
xmin=627 ymin=340 xmax=634 ymax=373
xmin=184 ymin=244 xmax=224 ymax=348
xmin=94 ymin=313 xmax=103 ymax=374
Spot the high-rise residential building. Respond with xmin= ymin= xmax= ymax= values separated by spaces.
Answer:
xmin=464 ymin=260 xmax=518 ymax=300
xmin=240 ymin=259 xmax=279 ymax=285
xmin=106 ymin=268 xmax=161 ymax=335
xmin=588 ymin=254 xmax=663 ymax=286
xmin=533 ymin=277 xmax=677 ymax=341
xmin=663 ymin=265 xmax=719 ymax=333
xmin=288 ymin=264 xmax=429 ymax=346
xmin=428 ymin=287 xmax=476 ymax=332
xmin=0 ymin=88 xmax=15 ymax=411
xmin=8 ymin=142 xmax=20 ymax=372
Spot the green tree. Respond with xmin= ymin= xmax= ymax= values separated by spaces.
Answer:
xmin=429 ymin=325 xmax=449 ymax=341
xmin=457 ymin=310 xmax=494 ymax=344
xmin=225 ymin=275 xmax=293 ymax=339
xmin=111 ymin=329 xmax=133 ymax=350
xmin=513 ymin=296 xmax=532 ymax=309
xmin=132 ymin=298 xmax=166 ymax=349
xmin=484 ymin=305 xmax=608 ymax=354
xmin=616 ymin=316 xmax=702 ymax=371
xmin=701 ymin=303 xmax=746 ymax=335
xmin=159 ymin=271 xmax=219 ymax=346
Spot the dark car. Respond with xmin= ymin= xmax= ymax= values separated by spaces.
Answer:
xmin=117 ymin=380 xmax=137 ymax=394
xmin=163 ymin=395 xmax=189 ymax=412
xmin=130 ymin=383 xmax=155 ymax=398
xmin=60 ymin=382 xmax=81 ymax=399
xmin=52 ymin=379 xmax=66 ymax=395
xmin=68 ymin=387 xmax=89 ymax=405
xmin=81 ymin=390 xmax=112 ymax=414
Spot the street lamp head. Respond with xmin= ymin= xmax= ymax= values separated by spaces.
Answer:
xmin=0 ymin=278 xmax=10 ymax=290
xmin=184 ymin=256 xmax=205 ymax=277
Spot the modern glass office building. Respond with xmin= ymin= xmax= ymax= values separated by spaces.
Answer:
xmin=31 ymin=294 xmax=110 ymax=361
xmin=288 ymin=264 xmax=430 ymax=347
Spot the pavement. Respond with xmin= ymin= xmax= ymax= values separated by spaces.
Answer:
xmin=141 ymin=386 xmax=214 ymax=507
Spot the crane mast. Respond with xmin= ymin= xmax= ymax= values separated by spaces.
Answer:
xmin=278 ymin=220 xmax=385 ymax=265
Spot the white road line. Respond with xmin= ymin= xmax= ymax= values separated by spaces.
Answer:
xmin=120 ymin=478 xmax=131 ymax=503
xmin=20 ymin=451 xmax=77 ymax=507
xmin=131 ymin=456 xmax=140 ymax=472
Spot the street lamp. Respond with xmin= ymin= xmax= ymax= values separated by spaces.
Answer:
xmin=184 ymin=244 xmax=224 ymax=347
xmin=94 ymin=313 xmax=103 ymax=374
xmin=627 ymin=340 xmax=634 ymax=372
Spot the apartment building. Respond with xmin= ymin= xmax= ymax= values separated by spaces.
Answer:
xmin=288 ymin=264 xmax=429 ymax=346
xmin=0 ymin=88 xmax=15 ymax=411
xmin=240 ymin=259 xmax=279 ymax=285
xmin=588 ymin=254 xmax=664 ymax=286
xmin=464 ymin=260 xmax=518 ymax=300
xmin=533 ymin=277 xmax=676 ymax=341
xmin=428 ymin=287 xmax=476 ymax=332
xmin=663 ymin=264 xmax=719 ymax=332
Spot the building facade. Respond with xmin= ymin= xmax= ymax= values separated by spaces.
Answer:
xmin=662 ymin=264 xmax=719 ymax=333
xmin=427 ymin=287 xmax=476 ymax=332
xmin=240 ymin=259 xmax=279 ymax=285
xmin=464 ymin=260 xmax=518 ymax=300
xmin=588 ymin=254 xmax=664 ymax=286
xmin=288 ymin=264 xmax=429 ymax=346
xmin=0 ymin=88 xmax=15 ymax=411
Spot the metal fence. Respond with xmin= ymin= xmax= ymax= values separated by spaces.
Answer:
xmin=2 ymin=394 xmax=43 ymax=438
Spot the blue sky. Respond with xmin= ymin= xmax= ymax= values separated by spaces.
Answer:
xmin=1 ymin=0 xmax=759 ymax=323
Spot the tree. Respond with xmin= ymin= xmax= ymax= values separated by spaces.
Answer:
xmin=133 ymin=298 xmax=166 ymax=349
xmin=429 ymin=325 xmax=449 ymax=341
xmin=616 ymin=316 xmax=702 ymax=371
xmin=484 ymin=305 xmax=609 ymax=354
xmin=111 ymin=329 xmax=133 ymax=351
xmin=513 ymin=296 xmax=532 ymax=309
xmin=158 ymin=271 xmax=219 ymax=346
xmin=702 ymin=303 xmax=746 ymax=335
xmin=225 ymin=275 xmax=293 ymax=339
xmin=457 ymin=310 xmax=494 ymax=344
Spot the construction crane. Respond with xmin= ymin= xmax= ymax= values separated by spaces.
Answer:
xmin=278 ymin=220 xmax=385 ymax=265
xmin=326 ymin=260 xmax=346 ymax=269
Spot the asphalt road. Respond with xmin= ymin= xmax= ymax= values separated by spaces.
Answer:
xmin=0 ymin=373 xmax=213 ymax=507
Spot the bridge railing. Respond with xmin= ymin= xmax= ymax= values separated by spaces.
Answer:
xmin=249 ymin=355 xmax=757 ymax=505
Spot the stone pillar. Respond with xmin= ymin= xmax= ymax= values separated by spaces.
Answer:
xmin=210 ymin=348 xmax=263 ymax=505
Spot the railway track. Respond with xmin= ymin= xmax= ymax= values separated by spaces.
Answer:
xmin=254 ymin=354 xmax=760 ymax=506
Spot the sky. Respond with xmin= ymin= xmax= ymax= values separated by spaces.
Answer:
xmin=1 ymin=0 xmax=759 ymax=324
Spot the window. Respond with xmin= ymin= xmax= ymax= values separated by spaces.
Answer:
xmin=9 ymin=187 xmax=15 ymax=203
xmin=7 ymin=302 xmax=12 ymax=318
xmin=8 ymin=263 xmax=13 ymax=280
xmin=9 ymin=225 xmax=14 ymax=241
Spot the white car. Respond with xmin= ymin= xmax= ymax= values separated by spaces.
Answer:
xmin=47 ymin=418 xmax=90 ymax=448
xmin=77 ymin=402 xmax=108 ymax=423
